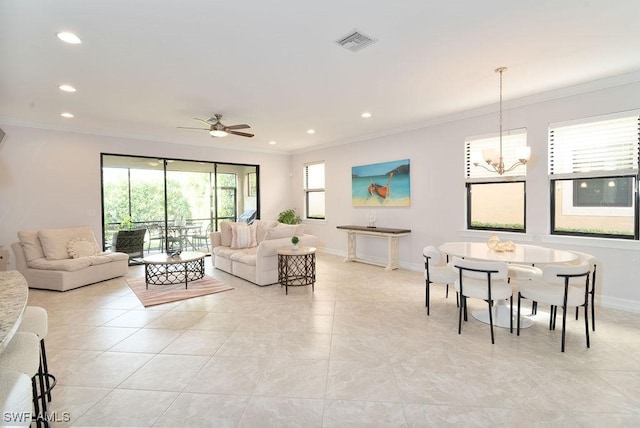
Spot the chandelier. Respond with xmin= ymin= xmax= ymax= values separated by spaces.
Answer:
xmin=474 ymin=67 xmax=531 ymax=175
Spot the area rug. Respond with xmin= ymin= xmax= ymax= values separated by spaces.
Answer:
xmin=126 ymin=276 xmax=233 ymax=307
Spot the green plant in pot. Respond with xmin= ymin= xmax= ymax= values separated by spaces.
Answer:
xmin=278 ymin=209 xmax=301 ymax=225
xmin=119 ymin=214 xmax=133 ymax=230
xmin=291 ymin=235 xmax=300 ymax=250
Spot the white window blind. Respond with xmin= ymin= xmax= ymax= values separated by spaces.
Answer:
xmin=304 ymin=162 xmax=325 ymax=190
xmin=549 ymin=111 xmax=640 ymax=179
xmin=465 ymin=128 xmax=527 ymax=181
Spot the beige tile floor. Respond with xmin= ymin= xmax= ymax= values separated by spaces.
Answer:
xmin=27 ymin=252 xmax=640 ymax=427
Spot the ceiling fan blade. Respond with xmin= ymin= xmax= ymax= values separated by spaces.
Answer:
xmin=194 ymin=117 xmax=214 ymax=126
xmin=177 ymin=126 xmax=209 ymax=130
xmin=228 ymin=130 xmax=254 ymax=138
xmin=225 ymin=124 xmax=250 ymax=130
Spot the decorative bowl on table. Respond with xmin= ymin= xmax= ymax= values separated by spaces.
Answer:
xmin=487 ymin=236 xmax=516 ymax=252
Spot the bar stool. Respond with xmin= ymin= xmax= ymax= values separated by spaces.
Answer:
xmin=0 ymin=331 xmax=47 ymax=427
xmin=0 ymin=371 xmax=33 ymax=427
xmin=18 ymin=306 xmax=56 ymax=403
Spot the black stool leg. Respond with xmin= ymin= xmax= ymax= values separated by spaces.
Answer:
xmin=40 ymin=339 xmax=54 ymax=402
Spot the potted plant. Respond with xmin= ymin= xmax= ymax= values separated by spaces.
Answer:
xmin=278 ymin=208 xmax=301 ymax=224
xmin=291 ymin=235 xmax=300 ymax=250
xmin=119 ymin=214 xmax=133 ymax=230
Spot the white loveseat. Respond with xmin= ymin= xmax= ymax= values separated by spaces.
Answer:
xmin=11 ymin=225 xmax=129 ymax=291
xmin=210 ymin=220 xmax=319 ymax=286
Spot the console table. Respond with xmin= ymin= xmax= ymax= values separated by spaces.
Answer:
xmin=336 ymin=225 xmax=411 ymax=271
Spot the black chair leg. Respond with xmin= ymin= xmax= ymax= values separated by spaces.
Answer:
xmin=509 ymin=295 xmax=513 ymax=334
xmin=591 ymin=292 xmax=596 ymax=331
xmin=487 ymin=300 xmax=495 ymax=344
xmin=40 ymin=339 xmax=53 ymax=402
xmin=458 ymin=296 xmax=464 ymax=334
xmin=531 ymin=301 xmax=537 ymax=315
xmin=584 ymin=304 xmax=591 ymax=348
xmin=561 ymin=304 xmax=568 ymax=352
xmin=517 ymin=292 xmax=521 ymax=336
xmin=550 ymin=306 xmax=557 ymax=330
xmin=425 ymin=281 xmax=430 ymax=314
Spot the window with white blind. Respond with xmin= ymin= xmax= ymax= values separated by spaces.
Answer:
xmin=549 ymin=111 xmax=640 ymax=239
xmin=464 ymin=129 xmax=527 ymax=232
xmin=304 ymin=161 xmax=325 ymax=220
xmin=465 ymin=129 xmax=528 ymax=181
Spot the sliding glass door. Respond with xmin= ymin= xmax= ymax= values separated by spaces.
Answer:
xmin=101 ymin=154 xmax=258 ymax=255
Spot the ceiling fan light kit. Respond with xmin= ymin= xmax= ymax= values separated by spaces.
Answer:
xmin=210 ymin=129 xmax=228 ymax=138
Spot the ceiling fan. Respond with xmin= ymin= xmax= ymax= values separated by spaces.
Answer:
xmin=178 ymin=114 xmax=254 ymax=138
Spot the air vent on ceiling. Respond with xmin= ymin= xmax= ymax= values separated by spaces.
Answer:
xmin=336 ymin=30 xmax=377 ymax=52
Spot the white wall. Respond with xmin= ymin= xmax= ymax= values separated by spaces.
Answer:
xmin=0 ymin=125 xmax=290 ymax=259
xmin=2 ymin=79 xmax=639 ymax=312
xmin=292 ymin=80 xmax=640 ymax=313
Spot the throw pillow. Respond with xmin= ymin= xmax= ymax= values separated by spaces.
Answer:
xmin=39 ymin=226 xmax=98 ymax=260
xmin=254 ymin=220 xmax=278 ymax=243
xmin=264 ymin=223 xmax=298 ymax=240
xmin=230 ymin=223 xmax=257 ymax=249
xmin=17 ymin=230 xmax=45 ymax=262
xmin=67 ymin=238 xmax=97 ymax=258
xmin=220 ymin=221 xmax=244 ymax=247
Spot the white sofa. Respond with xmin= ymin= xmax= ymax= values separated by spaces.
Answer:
xmin=210 ymin=220 xmax=319 ymax=286
xmin=11 ymin=225 xmax=129 ymax=291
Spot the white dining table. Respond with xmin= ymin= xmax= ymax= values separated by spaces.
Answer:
xmin=439 ymin=241 xmax=578 ymax=328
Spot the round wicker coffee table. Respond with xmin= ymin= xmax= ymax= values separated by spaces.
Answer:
xmin=143 ymin=251 xmax=205 ymax=289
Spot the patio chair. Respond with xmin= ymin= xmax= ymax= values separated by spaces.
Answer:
xmin=237 ymin=209 xmax=257 ymax=224
xmin=112 ymin=228 xmax=147 ymax=264
xmin=190 ymin=222 xmax=212 ymax=251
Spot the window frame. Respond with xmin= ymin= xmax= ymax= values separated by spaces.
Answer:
xmin=464 ymin=129 xmax=528 ymax=232
xmin=548 ymin=111 xmax=640 ymax=239
xmin=304 ymin=161 xmax=325 ymax=220
xmin=466 ymin=180 xmax=527 ymax=233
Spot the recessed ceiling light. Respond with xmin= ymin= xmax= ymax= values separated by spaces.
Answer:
xmin=56 ymin=32 xmax=82 ymax=44
xmin=307 ymin=129 xmax=315 ymax=134
xmin=361 ymin=112 xmax=372 ymax=118
xmin=269 ymin=140 xmax=277 ymax=145
xmin=60 ymin=112 xmax=74 ymax=118
xmin=58 ymin=84 xmax=76 ymax=92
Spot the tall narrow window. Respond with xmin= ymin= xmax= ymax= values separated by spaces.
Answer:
xmin=464 ymin=129 xmax=527 ymax=231
xmin=304 ymin=162 xmax=325 ymax=220
xmin=549 ymin=111 xmax=640 ymax=239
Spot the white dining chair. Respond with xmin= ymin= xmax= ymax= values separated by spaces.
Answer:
xmin=423 ymin=246 xmax=457 ymax=315
xmin=0 ymin=371 xmax=32 ymax=427
xmin=570 ymin=251 xmax=598 ymax=331
xmin=517 ymin=261 xmax=591 ymax=352
xmin=452 ymin=257 xmax=512 ymax=344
